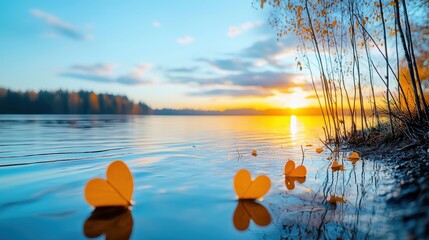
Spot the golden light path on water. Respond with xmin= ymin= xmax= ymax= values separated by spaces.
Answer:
xmin=0 ymin=115 xmax=403 ymax=239
xmin=289 ymin=115 xmax=297 ymax=144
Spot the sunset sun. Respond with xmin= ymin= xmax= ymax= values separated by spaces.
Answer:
xmin=286 ymin=89 xmax=309 ymax=109
xmin=288 ymin=97 xmax=307 ymax=109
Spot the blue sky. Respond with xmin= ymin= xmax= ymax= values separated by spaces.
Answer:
xmin=0 ymin=0 xmax=314 ymax=110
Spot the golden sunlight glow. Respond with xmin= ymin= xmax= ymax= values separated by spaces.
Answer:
xmin=267 ymin=88 xmax=311 ymax=110
xmin=154 ymin=86 xmax=320 ymax=111
xmin=290 ymin=115 xmax=297 ymax=143
xmin=288 ymin=98 xmax=306 ymax=109
xmin=287 ymin=90 xmax=309 ymax=109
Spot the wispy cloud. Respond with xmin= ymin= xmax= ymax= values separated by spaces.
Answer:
xmin=172 ymin=71 xmax=306 ymax=92
xmin=189 ymin=88 xmax=274 ymax=97
xmin=61 ymin=63 xmax=152 ymax=85
xmin=194 ymin=37 xmax=297 ymax=74
xmin=228 ymin=21 xmax=263 ymax=37
xmin=166 ymin=37 xmax=307 ymax=96
xmin=238 ymin=37 xmax=297 ymax=67
xmin=167 ymin=66 xmax=199 ymax=73
xmin=153 ymin=21 xmax=161 ymax=28
xmin=70 ymin=64 xmax=115 ymax=76
xmin=62 ymin=64 xmax=115 ymax=83
xmin=218 ymin=71 xmax=304 ymax=90
xmin=197 ymin=58 xmax=253 ymax=72
xmin=117 ymin=64 xmax=152 ymax=85
xmin=30 ymin=9 xmax=92 ymax=40
xmin=177 ymin=35 xmax=194 ymax=45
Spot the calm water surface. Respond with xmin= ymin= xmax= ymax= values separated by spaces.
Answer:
xmin=0 ymin=115 xmax=402 ymax=239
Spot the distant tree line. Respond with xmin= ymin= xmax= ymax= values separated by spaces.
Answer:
xmin=0 ymin=88 xmax=152 ymax=114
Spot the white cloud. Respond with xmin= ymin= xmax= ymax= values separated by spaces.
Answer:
xmin=153 ymin=21 xmax=161 ymax=28
xmin=61 ymin=63 xmax=152 ymax=85
xmin=30 ymin=9 xmax=92 ymax=40
xmin=117 ymin=64 xmax=153 ymax=85
xmin=228 ymin=21 xmax=263 ymax=37
xmin=177 ymin=35 xmax=194 ymax=45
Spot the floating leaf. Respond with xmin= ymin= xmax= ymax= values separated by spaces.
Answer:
xmin=348 ymin=152 xmax=360 ymax=160
xmin=285 ymin=176 xmax=306 ymax=190
xmin=251 ymin=149 xmax=257 ymax=157
xmin=305 ymin=144 xmax=313 ymax=147
xmin=85 ymin=160 xmax=134 ymax=207
xmin=83 ymin=207 xmax=133 ymax=239
xmin=331 ymin=161 xmax=344 ymax=172
xmin=233 ymin=200 xmax=271 ymax=231
xmin=284 ymin=160 xmax=307 ymax=178
xmin=348 ymin=158 xmax=359 ymax=164
xmin=234 ymin=169 xmax=271 ymax=200
xmin=327 ymin=195 xmax=346 ymax=205
xmin=316 ymin=148 xmax=323 ymax=153
xmin=260 ymin=0 xmax=266 ymax=9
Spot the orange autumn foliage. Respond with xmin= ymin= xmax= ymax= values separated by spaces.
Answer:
xmin=84 ymin=160 xmax=134 ymax=207
xmin=284 ymin=160 xmax=307 ymax=177
xmin=331 ymin=161 xmax=344 ymax=172
xmin=234 ymin=169 xmax=271 ymax=200
xmin=327 ymin=195 xmax=346 ymax=205
xmin=251 ymin=149 xmax=258 ymax=157
xmin=348 ymin=152 xmax=360 ymax=160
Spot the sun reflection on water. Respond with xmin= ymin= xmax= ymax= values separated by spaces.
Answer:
xmin=0 ymin=115 xmax=399 ymax=239
xmin=290 ymin=115 xmax=297 ymax=144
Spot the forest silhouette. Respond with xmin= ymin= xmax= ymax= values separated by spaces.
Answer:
xmin=0 ymin=88 xmax=151 ymax=114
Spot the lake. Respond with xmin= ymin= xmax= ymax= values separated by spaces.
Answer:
xmin=0 ymin=115 xmax=404 ymax=239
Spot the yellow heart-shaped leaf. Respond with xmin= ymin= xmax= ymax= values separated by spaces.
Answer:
xmin=331 ymin=161 xmax=344 ymax=172
xmin=284 ymin=160 xmax=307 ymax=177
xmin=348 ymin=152 xmax=360 ymax=160
xmin=234 ymin=169 xmax=271 ymax=200
xmin=233 ymin=200 xmax=271 ymax=231
xmin=327 ymin=195 xmax=346 ymax=205
xmin=85 ymin=160 xmax=134 ymax=207
xmin=251 ymin=149 xmax=257 ymax=157
xmin=316 ymin=147 xmax=323 ymax=153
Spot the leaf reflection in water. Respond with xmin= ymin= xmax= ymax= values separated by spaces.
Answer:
xmin=327 ymin=195 xmax=346 ymax=205
xmin=285 ymin=176 xmax=306 ymax=190
xmin=233 ymin=200 xmax=271 ymax=231
xmin=83 ymin=207 xmax=133 ymax=240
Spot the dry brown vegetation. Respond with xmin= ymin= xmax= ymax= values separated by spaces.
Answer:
xmin=258 ymin=0 xmax=429 ymax=147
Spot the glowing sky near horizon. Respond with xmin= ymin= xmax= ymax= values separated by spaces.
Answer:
xmin=0 ymin=0 xmax=318 ymax=110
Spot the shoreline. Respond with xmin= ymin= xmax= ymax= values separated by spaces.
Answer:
xmin=350 ymin=140 xmax=429 ymax=239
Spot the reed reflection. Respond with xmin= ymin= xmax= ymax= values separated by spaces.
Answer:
xmin=276 ymin=153 xmax=371 ymax=239
xmin=83 ymin=207 xmax=133 ymax=240
xmin=233 ymin=200 xmax=271 ymax=231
